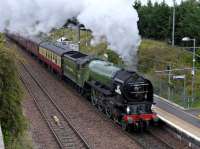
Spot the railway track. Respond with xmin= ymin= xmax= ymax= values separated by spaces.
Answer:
xmin=131 ymin=130 xmax=173 ymax=149
xmin=19 ymin=62 xmax=90 ymax=149
xmin=20 ymin=59 xmax=175 ymax=149
xmin=88 ymin=103 xmax=174 ymax=149
xmin=16 ymin=45 xmax=185 ymax=149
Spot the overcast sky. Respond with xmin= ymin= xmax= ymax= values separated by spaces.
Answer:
xmin=141 ymin=0 xmax=183 ymax=6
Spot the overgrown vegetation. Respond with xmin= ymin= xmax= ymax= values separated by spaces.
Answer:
xmin=138 ymin=40 xmax=192 ymax=72
xmin=138 ymin=40 xmax=200 ymax=108
xmin=0 ymin=34 xmax=32 ymax=148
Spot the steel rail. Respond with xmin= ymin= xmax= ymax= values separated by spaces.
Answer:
xmin=19 ymin=62 xmax=90 ymax=149
xmin=82 ymin=99 xmax=174 ymax=149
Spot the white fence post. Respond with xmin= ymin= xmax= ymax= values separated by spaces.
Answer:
xmin=0 ymin=125 xmax=4 ymax=149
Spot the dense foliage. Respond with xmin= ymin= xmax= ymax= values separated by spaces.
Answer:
xmin=0 ymin=34 xmax=27 ymax=148
xmin=134 ymin=0 xmax=200 ymax=45
xmin=134 ymin=0 xmax=200 ymax=107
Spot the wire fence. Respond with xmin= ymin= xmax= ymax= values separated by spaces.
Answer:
xmin=139 ymin=65 xmax=200 ymax=109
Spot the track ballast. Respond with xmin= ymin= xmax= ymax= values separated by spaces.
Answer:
xmin=19 ymin=62 xmax=90 ymax=149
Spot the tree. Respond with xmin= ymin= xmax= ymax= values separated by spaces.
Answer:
xmin=133 ymin=0 xmax=142 ymax=10
xmin=137 ymin=0 xmax=171 ymax=40
xmin=176 ymin=0 xmax=200 ymax=44
xmin=135 ymin=0 xmax=200 ymax=45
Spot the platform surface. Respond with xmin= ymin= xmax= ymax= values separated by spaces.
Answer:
xmin=154 ymin=95 xmax=200 ymax=142
xmin=187 ymin=109 xmax=200 ymax=118
xmin=154 ymin=95 xmax=200 ymax=128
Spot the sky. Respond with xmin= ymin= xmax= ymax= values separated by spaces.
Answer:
xmin=141 ymin=0 xmax=183 ymax=6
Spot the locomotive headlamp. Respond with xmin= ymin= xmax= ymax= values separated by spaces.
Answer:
xmin=134 ymin=86 xmax=139 ymax=92
xmin=145 ymin=94 xmax=147 ymax=99
xmin=126 ymin=106 xmax=130 ymax=114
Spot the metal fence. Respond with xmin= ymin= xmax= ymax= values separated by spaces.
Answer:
xmin=143 ymin=69 xmax=200 ymax=109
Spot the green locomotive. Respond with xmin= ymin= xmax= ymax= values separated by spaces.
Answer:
xmin=62 ymin=51 xmax=157 ymax=130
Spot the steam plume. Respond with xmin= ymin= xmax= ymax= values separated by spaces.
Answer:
xmin=1 ymin=0 xmax=140 ymax=66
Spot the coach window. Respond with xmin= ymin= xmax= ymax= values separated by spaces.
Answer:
xmin=39 ymin=48 xmax=41 ymax=55
xmin=40 ymin=48 xmax=44 ymax=56
xmin=55 ymin=55 xmax=57 ymax=64
xmin=49 ymin=51 xmax=51 ymax=60
xmin=50 ymin=52 xmax=52 ymax=61
xmin=55 ymin=54 xmax=57 ymax=64
xmin=47 ymin=51 xmax=49 ymax=59
xmin=57 ymin=57 xmax=61 ymax=66
xmin=50 ymin=52 xmax=52 ymax=60
xmin=48 ymin=51 xmax=51 ymax=60
xmin=43 ymin=48 xmax=46 ymax=56
xmin=40 ymin=48 xmax=42 ymax=55
xmin=52 ymin=54 xmax=55 ymax=63
xmin=46 ymin=50 xmax=48 ymax=58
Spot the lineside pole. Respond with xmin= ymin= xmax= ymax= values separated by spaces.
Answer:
xmin=172 ymin=0 xmax=176 ymax=46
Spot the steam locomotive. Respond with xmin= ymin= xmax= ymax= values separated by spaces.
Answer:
xmin=6 ymin=32 xmax=158 ymax=131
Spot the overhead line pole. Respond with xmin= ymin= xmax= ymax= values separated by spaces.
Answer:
xmin=182 ymin=37 xmax=196 ymax=104
xmin=191 ymin=39 xmax=196 ymax=103
xmin=172 ymin=0 xmax=176 ymax=46
xmin=78 ymin=25 xmax=81 ymax=51
xmin=168 ymin=65 xmax=172 ymax=101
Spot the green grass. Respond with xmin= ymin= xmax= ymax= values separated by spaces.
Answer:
xmin=138 ymin=39 xmax=192 ymax=72
xmin=138 ymin=39 xmax=200 ymax=108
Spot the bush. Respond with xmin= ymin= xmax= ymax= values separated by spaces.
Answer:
xmin=0 ymin=34 xmax=27 ymax=148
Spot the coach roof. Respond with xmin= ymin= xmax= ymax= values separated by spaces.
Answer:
xmin=29 ymin=37 xmax=43 ymax=44
xmin=40 ymin=41 xmax=72 ymax=56
xmin=28 ymin=37 xmax=43 ymax=44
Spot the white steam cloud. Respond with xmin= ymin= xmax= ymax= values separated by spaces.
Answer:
xmin=1 ymin=0 xmax=140 ymax=67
